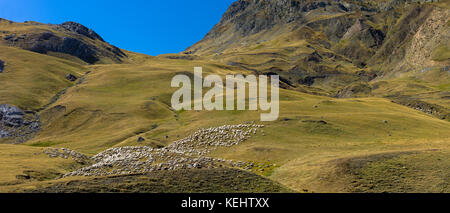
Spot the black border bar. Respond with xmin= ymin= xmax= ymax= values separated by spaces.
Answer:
xmin=1 ymin=193 xmax=448 ymax=212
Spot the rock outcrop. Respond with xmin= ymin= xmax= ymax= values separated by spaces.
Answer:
xmin=65 ymin=74 xmax=78 ymax=82
xmin=391 ymin=98 xmax=450 ymax=121
xmin=0 ymin=104 xmax=40 ymax=142
xmin=0 ymin=59 xmax=4 ymax=73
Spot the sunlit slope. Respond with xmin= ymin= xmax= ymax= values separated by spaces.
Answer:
xmin=0 ymin=144 xmax=78 ymax=191
xmin=8 ymin=55 xmax=445 ymax=192
xmin=0 ymin=46 xmax=87 ymax=110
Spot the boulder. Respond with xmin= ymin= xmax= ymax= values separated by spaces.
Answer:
xmin=0 ymin=59 xmax=4 ymax=73
xmin=66 ymin=74 xmax=78 ymax=82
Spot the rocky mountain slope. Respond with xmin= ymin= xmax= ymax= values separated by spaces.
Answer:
xmin=0 ymin=104 xmax=40 ymax=143
xmin=0 ymin=19 xmax=127 ymax=64
xmin=187 ymin=0 xmax=449 ymax=119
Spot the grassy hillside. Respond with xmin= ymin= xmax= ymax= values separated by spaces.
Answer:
xmin=0 ymin=0 xmax=449 ymax=193
xmin=0 ymin=144 xmax=79 ymax=190
xmin=0 ymin=52 xmax=448 ymax=192
xmin=0 ymin=45 xmax=87 ymax=110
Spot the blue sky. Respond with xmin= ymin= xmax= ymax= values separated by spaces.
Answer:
xmin=0 ymin=0 xmax=235 ymax=55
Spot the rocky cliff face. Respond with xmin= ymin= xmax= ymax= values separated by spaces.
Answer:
xmin=0 ymin=104 xmax=40 ymax=143
xmin=188 ymin=0 xmax=447 ymax=67
xmin=187 ymin=0 xmax=448 ymax=93
xmin=184 ymin=0 xmax=449 ymax=119
xmin=188 ymin=0 xmax=380 ymax=53
xmin=0 ymin=20 xmax=126 ymax=64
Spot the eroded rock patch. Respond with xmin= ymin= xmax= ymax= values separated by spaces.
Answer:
xmin=0 ymin=104 xmax=40 ymax=143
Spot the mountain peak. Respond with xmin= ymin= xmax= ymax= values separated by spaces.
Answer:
xmin=60 ymin=21 xmax=105 ymax=42
xmin=0 ymin=20 xmax=126 ymax=64
xmin=185 ymin=0 xmax=448 ymax=98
